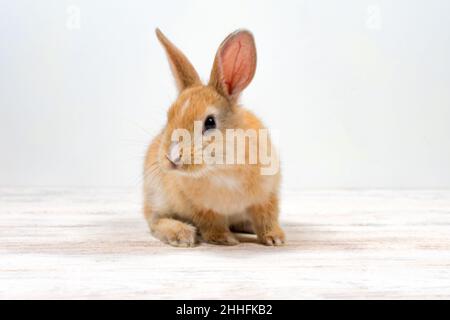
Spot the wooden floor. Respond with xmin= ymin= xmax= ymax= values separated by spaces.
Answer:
xmin=1 ymin=188 xmax=450 ymax=299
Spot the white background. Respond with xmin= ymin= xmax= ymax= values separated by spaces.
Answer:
xmin=1 ymin=0 xmax=449 ymax=190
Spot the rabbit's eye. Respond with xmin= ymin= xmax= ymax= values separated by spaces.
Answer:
xmin=203 ymin=115 xmax=216 ymax=132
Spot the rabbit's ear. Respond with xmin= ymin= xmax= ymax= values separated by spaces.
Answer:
xmin=156 ymin=28 xmax=201 ymax=92
xmin=209 ymin=30 xmax=257 ymax=101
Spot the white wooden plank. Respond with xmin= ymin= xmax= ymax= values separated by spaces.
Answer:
xmin=1 ymin=188 xmax=450 ymax=299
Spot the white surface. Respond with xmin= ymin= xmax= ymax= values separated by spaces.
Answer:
xmin=1 ymin=1 xmax=450 ymax=189
xmin=1 ymin=188 xmax=450 ymax=299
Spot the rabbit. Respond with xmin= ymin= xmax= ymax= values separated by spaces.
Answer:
xmin=143 ymin=28 xmax=285 ymax=247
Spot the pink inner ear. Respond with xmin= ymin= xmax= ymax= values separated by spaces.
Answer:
xmin=219 ymin=31 xmax=256 ymax=97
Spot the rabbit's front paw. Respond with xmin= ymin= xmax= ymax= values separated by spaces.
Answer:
xmin=260 ymin=228 xmax=285 ymax=246
xmin=165 ymin=224 xmax=197 ymax=247
xmin=202 ymin=231 xmax=239 ymax=246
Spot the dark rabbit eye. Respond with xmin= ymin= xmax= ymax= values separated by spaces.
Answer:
xmin=203 ymin=115 xmax=216 ymax=132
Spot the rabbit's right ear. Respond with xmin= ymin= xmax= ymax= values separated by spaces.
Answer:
xmin=209 ymin=30 xmax=257 ymax=102
xmin=156 ymin=28 xmax=201 ymax=92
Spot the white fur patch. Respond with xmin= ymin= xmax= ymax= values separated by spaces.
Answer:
xmin=180 ymin=98 xmax=190 ymax=115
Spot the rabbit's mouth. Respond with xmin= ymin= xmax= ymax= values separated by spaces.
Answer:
xmin=164 ymin=163 xmax=214 ymax=179
xmin=161 ymin=151 xmax=208 ymax=176
xmin=165 ymin=154 xmax=180 ymax=170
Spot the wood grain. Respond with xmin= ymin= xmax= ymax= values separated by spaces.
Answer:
xmin=1 ymin=188 xmax=450 ymax=299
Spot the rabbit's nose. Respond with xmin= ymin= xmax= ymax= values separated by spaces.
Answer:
xmin=168 ymin=141 xmax=182 ymax=166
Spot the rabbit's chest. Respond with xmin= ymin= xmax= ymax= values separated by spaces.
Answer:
xmin=186 ymin=175 xmax=252 ymax=215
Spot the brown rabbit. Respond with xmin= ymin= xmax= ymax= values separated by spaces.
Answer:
xmin=143 ymin=28 xmax=285 ymax=247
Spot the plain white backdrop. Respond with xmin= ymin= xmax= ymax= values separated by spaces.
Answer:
xmin=1 ymin=0 xmax=450 ymax=190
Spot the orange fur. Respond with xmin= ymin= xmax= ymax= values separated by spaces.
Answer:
xmin=143 ymin=29 xmax=284 ymax=247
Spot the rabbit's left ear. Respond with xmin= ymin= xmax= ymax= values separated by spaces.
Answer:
xmin=156 ymin=28 xmax=201 ymax=92
xmin=209 ymin=30 xmax=257 ymax=102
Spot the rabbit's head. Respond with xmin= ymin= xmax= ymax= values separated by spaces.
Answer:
xmin=155 ymin=29 xmax=258 ymax=176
